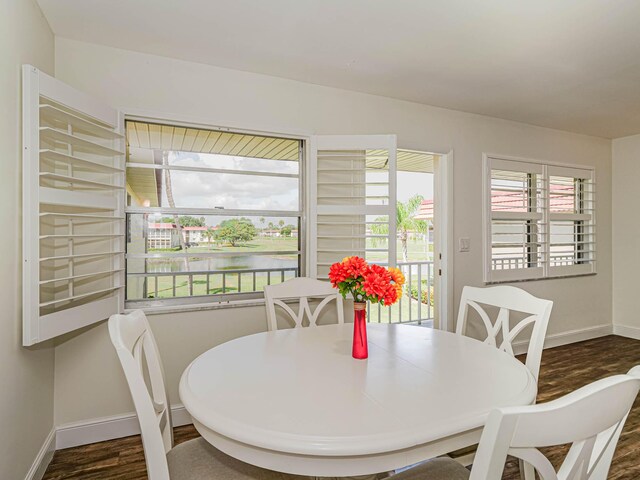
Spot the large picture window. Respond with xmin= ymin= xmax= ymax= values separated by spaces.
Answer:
xmin=124 ymin=120 xmax=303 ymax=307
xmin=484 ymin=155 xmax=595 ymax=283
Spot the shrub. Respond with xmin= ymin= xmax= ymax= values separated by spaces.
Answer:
xmin=409 ymin=283 xmax=434 ymax=305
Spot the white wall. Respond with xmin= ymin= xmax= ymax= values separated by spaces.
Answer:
xmin=53 ymin=37 xmax=613 ymax=426
xmin=0 ymin=1 xmax=56 ymax=478
xmin=612 ymin=134 xmax=640 ymax=335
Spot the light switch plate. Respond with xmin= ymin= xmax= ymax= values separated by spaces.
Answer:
xmin=459 ymin=237 xmax=470 ymax=252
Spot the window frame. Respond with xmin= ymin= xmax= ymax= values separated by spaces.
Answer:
xmin=123 ymin=117 xmax=307 ymax=310
xmin=483 ymin=154 xmax=596 ymax=284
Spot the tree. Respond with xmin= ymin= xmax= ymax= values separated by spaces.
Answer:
xmin=371 ymin=194 xmax=428 ymax=262
xmin=278 ymin=219 xmax=285 ymax=228
xmin=280 ymin=225 xmax=293 ymax=237
xmin=204 ymin=227 xmax=216 ymax=249
xmin=259 ymin=217 xmax=266 ymax=233
xmin=160 ymin=215 xmax=205 ymax=227
xmin=215 ymin=218 xmax=257 ymax=247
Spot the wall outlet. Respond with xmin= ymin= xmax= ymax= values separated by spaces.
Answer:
xmin=459 ymin=237 xmax=470 ymax=252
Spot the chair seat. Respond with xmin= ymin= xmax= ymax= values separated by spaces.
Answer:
xmin=168 ymin=437 xmax=310 ymax=480
xmin=391 ymin=458 xmax=470 ymax=480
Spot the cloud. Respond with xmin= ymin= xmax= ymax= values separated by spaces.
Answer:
xmin=171 ymin=152 xmax=298 ymax=174
xmin=163 ymin=152 xmax=299 ymax=211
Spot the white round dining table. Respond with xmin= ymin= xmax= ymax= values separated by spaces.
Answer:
xmin=179 ymin=323 xmax=536 ymax=477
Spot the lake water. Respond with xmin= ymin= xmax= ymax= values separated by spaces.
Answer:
xmin=142 ymin=254 xmax=298 ymax=273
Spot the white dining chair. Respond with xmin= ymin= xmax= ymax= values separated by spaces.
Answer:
xmin=264 ymin=277 xmax=344 ymax=331
xmin=108 ymin=310 xmax=308 ymax=480
xmin=391 ymin=366 xmax=640 ymax=480
xmin=456 ymin=285 xmax=553 ymax=382
xmin=455 ymin=286 xmax=553 ymax=479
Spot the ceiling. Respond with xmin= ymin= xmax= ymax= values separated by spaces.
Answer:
xmin=37 ymin=0 xmax=640 ymax=139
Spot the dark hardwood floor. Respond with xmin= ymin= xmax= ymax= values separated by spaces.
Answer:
xmin=43 ymin=335 xmax=640 ymax=479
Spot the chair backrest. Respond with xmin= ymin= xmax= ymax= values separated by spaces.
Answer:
xmin=470 ymin=366 xmax=640 ymax=480
xmin=456 ymin=285 xmax=553 ymax=381
xmin=109 ymin=310 xmax=172 ymax=480
xmin=264 ymin=277 xmax=344 ymax=331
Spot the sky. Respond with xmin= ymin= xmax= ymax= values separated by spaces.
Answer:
xmin=397 ymin=171 xmax=433 ymax=203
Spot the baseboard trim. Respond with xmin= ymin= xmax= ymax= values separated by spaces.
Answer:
xmin=25 ymin=427 xmax=56 ymax=480
xmin=55 ymin=404 xmax=191 ymax=450
xmin=613 ymin=324 xmax=640 ymax=340
xmin=513 ymin=323 xmax=613 ymax=355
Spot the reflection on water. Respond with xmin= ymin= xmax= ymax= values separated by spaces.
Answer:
xmin=144 ymin=255 xmax=297 ymax=273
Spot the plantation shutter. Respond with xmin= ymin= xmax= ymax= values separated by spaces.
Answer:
xmin=547 ymin=165 xmax=596 ymax=277
xmin=309 ymin=135 xmax=397 ymax=279
xmin=22 ymin=65 xmax=125 ymax=346
xmin=484 ymin=155 xmax=596 ymax=283
xmin=485 ymin=157 xmax=546 ymax=282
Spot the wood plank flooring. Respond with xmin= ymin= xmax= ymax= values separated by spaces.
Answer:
xmin=43 ymin=335 xmax=640 ymax=479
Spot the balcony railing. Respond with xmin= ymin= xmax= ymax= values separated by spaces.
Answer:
xmin=127 ymin=260 xmax=435 ymax=325
xmin=492 ymin=254 xmax=582 ymax=270
xmin=127 ymin=267 xmax=299 ymax=300
xmin=367 ymin=261 xmax=435 ymax=326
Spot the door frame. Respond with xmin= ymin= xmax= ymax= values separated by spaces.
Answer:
xmin=433 ymin=151 xmax=454 ymax=331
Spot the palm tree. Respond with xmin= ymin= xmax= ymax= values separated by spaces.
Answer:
xmin=204 ymin=227 xmax=216 ymax=249
xmin=259 ymin=217 xmax=266 ymax=236
xmin=371 ymin=194 xmax=428 ymax=263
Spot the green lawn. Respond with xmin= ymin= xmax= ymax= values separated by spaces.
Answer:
xmin=141 ymin=269 xmax=297 ymax=299
xmin=173 ymin=236 xmax=299 ymax=253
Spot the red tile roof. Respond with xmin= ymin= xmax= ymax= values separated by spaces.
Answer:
xmin=414 ymin=200 xmax=433 ymax=220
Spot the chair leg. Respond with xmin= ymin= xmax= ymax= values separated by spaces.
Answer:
xmin=519 ymin=459 xmax=536 ymax=480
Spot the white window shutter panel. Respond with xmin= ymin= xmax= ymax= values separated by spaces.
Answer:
xmin=547 ymin=165 xmax=596 ymax=277
xmin=22 ymin=65 xmax=125 ymax=346
xmin=484 ymin=157 xmax=546 ymax=283
xmin=309 ymin=135 xmax=397 ymax=279
xmin=483 ymin=154 xmax=596 ymax=283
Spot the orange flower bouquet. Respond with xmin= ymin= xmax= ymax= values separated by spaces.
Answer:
xmin=328 ymin=256 xmax=405 ymax=359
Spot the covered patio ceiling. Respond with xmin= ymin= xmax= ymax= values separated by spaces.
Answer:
xmin=368 ymin=149 xmax=437 ymax=174
xmin=126 ymin=121 xmax=300 ymax=161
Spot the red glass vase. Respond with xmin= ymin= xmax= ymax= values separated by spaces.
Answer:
xmin=352 ymin=302 xmax=368 ymax=359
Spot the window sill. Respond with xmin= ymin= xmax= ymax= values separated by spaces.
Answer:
xmin=125 ymin=298 xmax=267 ymax=316
xmin=485 ymin=272 xmax=597 ymax=285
